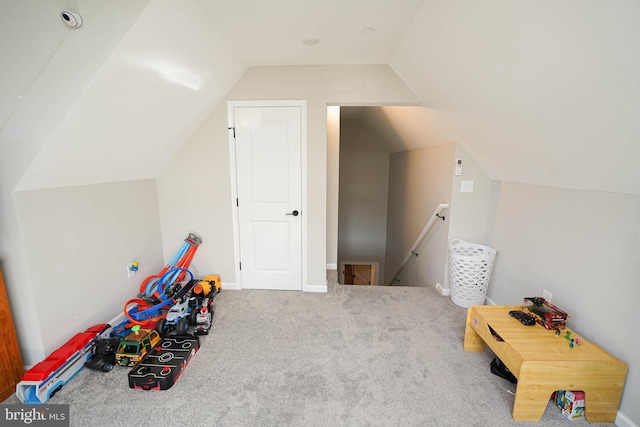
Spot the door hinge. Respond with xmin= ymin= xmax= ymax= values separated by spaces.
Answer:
xmin=236 ymin=198 xmax=239 ymax=207
xmin=228 ymin=127 xmax=236 ymax=138
xmin=239 ymin=262 xmax=242 ymax=270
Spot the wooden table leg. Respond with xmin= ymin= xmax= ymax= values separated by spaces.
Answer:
xmin=583 ymin=387 xmax=624 ymax=422
xmin=464 ymin=309 xmax=487 ymax=352
xmin=511 ymin=362 xmax=555 ymax=420
xmin=513 ymin=362 xmax=625 ymax=422
xmin=512 ymin=385 xmax=553 ymax=420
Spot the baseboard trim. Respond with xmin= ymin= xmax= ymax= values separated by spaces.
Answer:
xmin=616 ymin=411 xmax=638 ymax=427
xmin=107 ymin=312 xmax=125 ymax=327
xmin=435 ymin=283 xmax=450 ymax=296
xmin=222 ymin=282 xmax=241 ymax=290
xmin=210 ymin=282 xmax=315 ymax=292
xmin=326 ymin=263 xmax=337 ymax=270
xmin=305 ymin=283 xmax=328 ymax=293
xmin=485 ymin=296 xmax=497 ymax=306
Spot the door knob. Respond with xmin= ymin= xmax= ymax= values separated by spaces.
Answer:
xmin=286 ymin=210 xmax=299 ymax=216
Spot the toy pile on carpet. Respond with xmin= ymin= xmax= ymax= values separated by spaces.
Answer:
xmin=15 ymin=233 xmax=221 ymax=403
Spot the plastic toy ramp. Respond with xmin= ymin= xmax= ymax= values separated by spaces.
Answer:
xmin=128 ymin=335 xmax=199 ymax=390
xmin=139 ymin=233 xmax=202 ymax=302
xmin=119 ymin=233 xmax=202 ymax=334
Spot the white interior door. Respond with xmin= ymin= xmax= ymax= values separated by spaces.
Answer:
xmin=232 ymin=105 xmax=303 ymax=290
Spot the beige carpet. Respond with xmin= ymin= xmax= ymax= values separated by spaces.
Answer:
xmin=2 ymin=275 xmax=616 ymax=426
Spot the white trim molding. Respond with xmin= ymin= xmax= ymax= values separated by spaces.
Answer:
xmin=305 ymin=283 xmax=327 ymax=293
xmin=302 ymin=284 xmax=329 ymax=294
xmin=435 ymin=282 xmax=450 ymax=296
xmin=484 ymin=296 xmax=497 ymax=306
xmin=615 ymin=411 xmax=638 ymax=427
xmin=221 ymin=282 xmax=241 ymax=291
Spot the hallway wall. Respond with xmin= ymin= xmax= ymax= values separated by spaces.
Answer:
xmin=337 ymin=118 xmax=391 ymax=284
xmin=385 ymin=143 xmax=455 ymax=286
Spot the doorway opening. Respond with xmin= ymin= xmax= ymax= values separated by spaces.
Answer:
xmin=340 ymin=262 xmax=378 ymax=285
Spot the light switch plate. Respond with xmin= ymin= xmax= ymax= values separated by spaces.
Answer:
xmin=460 ymin=180 xmax=474 ymax=192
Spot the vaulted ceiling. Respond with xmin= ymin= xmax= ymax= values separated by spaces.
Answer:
xmin=2 ymin=0 xmax=639 ymax=195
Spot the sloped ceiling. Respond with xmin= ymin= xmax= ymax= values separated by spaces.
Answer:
xmin=0 ymin=0 xmax=150 ymax=185
xmin=2 ymin=0 xmax=640 ymax=195
xmin=2 ymin=0 xmax=424 ymax=191
xmin=0 ymin=1 xmax=149 ymax=136
xmin=391 ymin=0 xmax=640 ymax=195
xmin=10 ymin=0 xmax=246 ymax=190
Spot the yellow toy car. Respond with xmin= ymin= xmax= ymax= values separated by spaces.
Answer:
xmin=115 ymin=327 xmax=161 ymax=367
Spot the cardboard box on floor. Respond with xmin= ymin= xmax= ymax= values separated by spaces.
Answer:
xmin=555 ymin=390 xmax=585 ymax=421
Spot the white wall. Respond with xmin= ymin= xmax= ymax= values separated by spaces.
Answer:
xmin=444 ymin=143 xmax=493 ymax=289
xmin=486 ymin=182 xmax=640 ymax=424
xmin=13 ymin=180 xmax=164 ymax=358
xmin=156 ymin=65 xmax=419 ymax=289
xmin=337 ymin=118 xmax=391 ymax=284
xmin=0 ymin=0 xmax=151 ymax=364
xmin=385 ymin=143 xmax=455 ymax=286
xmin=448 ymin=144 xmax=492 ymax=244
xmin=155 ymin=103 xmax=237 ymax=283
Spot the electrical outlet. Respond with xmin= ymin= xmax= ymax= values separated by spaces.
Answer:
xmin=543 ymin=289 xmax=552 ymax=302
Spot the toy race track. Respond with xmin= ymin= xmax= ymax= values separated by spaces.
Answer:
xmin=15 ymin=234 xmax=220 ymax=402
xmin=128 ymin=335 xmax=200 ymax=390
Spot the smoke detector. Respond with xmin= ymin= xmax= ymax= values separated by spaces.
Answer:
xmin=60 ymin=10 xmax=82 ymax=28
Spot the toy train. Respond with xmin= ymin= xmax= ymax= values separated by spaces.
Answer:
xmin=16 ymin=324 xmax=112 ymax=404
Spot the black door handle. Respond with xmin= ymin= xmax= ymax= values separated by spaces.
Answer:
xmin=286 ymin=210 xmax=299 ymax=216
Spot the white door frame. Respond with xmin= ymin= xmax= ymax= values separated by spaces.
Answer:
xmin=227 ymin=100 xmax=308 ymax=290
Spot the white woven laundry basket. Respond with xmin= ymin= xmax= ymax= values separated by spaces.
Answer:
xmin=449 ymin=239 xmax=497 ymax=308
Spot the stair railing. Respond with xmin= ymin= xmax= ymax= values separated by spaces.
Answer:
xmin=388 ymin=203 xmax=449 ymax=285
